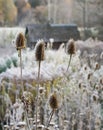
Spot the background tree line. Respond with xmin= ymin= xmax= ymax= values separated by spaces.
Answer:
xmin=0 ymin=0 xmax=103 ymax=28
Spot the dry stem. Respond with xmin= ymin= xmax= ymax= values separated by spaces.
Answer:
xmin=66 ymin=54 xmax=72 ymax=72
xmin=35 ymin=61 xmax=41 ymax=130
xmin=19 ymin=49 xmax=24 ymax=93
xmin=47 ymin=110 xmax=54 ymax=128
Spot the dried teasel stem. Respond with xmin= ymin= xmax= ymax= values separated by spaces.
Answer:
xmin=35 ymin=60 xmax=41 ymax=130
xmin=25 ymin=108 xmax=31 ymax=130
xmin=19 ymin=49 xmax=24 ymax=93
xmin=47 ymin=110 xmax=54 ymax=128
xmin=35 ymin=40 xmax=45 ymax=130
xmin=22 ymin=92 xmax=33 ymax=130
xmin=15 ymin=32 xmax=26 ymax=93
xmin=67 ymin=54 xmax=72 ymax=72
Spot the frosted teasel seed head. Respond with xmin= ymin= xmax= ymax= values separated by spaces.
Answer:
xmin=35 ymin=40 xmax=45 ymax=61
xmin=99 ymin=78 xmax=103 ymax=84
xmin=78 ymin=82 xmax=82 ymax=89
xmin=15 ymin=32 xmax=26 ymax=50
xmin=92 ymin=94 xmax=99 ymax=102
xmin=95 ymin=62 xmax=100 ymax=70
xmin=87 ymin=73 xmax=92 ymax=80
xmin=66 ymin=39 xmax=76 ymax=55
xmin=49 ymin=93 xmax=58 ymax=110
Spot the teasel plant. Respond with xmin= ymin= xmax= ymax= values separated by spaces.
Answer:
xmin=35 ymin=40 xmax=45 ymax=130
xmin=66 ymin=39 xmax=76 ymax=72
xmin=15 ymin=33 xmax=31 ymax=130
xmin=46 ymin=93 xmax=58 ymax=128
xmin=15 ymin=32 xmax=26 ymax=93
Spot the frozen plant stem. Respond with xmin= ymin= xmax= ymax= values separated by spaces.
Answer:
xmin=36 ymin=60 xmax=41 ymax=130
xmin=19 ymin=49 xmax=24 ymax=93
xmin=67 ymin=54 xmax=72 ymax=72
xmin=20 ymin=50 xmax=30 ymax=130
xmin=19 ymin=48 xmax=30 ymax=130
xmin=47 ymin=110 xmax=54 ymax=128
xmin=25 ymin=109 xmax=31 ymax=130
xmin=72 ymin=125 xmax=74 ymax=130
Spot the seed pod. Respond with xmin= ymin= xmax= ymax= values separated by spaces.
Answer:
xmin=35 ymin=40 xmax=45 ymax=61
xmin=95 ymin=63 xmax=100 ymax=70
xmin=66 ymin=39 xmax=75 ymax=55
xmin=93 ymin=95 xmax=97 ymax=102
xmin=49 ymin=93 xmax=58 ymax=110
xmin=16 ymin=33 xmax=26 ymax=50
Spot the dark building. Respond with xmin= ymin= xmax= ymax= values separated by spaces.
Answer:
xmin=25 ymin=23 xmax=80 ymax=49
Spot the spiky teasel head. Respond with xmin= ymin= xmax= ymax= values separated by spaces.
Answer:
xmin=49 ymin=93 xmax=58 ymax=110
xmin=16 ymin=33 xmax=26 ymax=50
xmin=99 ymin=78 xmax=103 ymax=85
xmin=66 ymin=39 xmax=76 ymax=55
xmin=92 ymin=94 xmax=99 ymax=102
xmin=35 ymin=40 xmax=45 ymax=61
xmin=95 ymin=62 xmax=100 ymax=70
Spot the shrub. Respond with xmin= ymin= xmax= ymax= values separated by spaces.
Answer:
xmin=11 ymin=56 xmax=18 ymax=67
xmin=5 ymin=58 xmax=12 ymax=68
xmin=0 ymin=64 xmax=7 ymax=73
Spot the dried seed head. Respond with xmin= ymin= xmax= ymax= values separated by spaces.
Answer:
xmin=100 ymin=78 xmax=103 ymax=84
xmin=95 ymin=85 xmax=99 ymax=90
xmin=16 ymin=33 xmax=26 ymax=50
xmin=35 ymin=40 xmax=45 ymax=61
xmin=83 ymin=88 xmax=86 ymax=93
xmin=79 ymin=82 xmax=82 ymax=89
xmin=87 ymin=73 xmax=92 ymax=80
xmin=49 ymin=93 xmax=58 ymax=110
xmin=95 ymin=63 xmax=100 ymax=70
xmin=93 ymin=95 xmax=97 ymax=101
xmin=39 ymin=87 xmax=45 ymax=94
xmin=22 ymin=91 xmax=33 ymax=105
xmin=95 ymin=117 xmax=101 ymax=126
xmin=92 ymin=94 xmax=98 ymax=102
xmin=66 ymin=39 xmax=75 ymax=55
xmin=84 ymin=66 xmax=87 ymax=70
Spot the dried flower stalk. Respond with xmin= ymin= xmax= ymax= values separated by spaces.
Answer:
xmin=15 ymin=32 xmax=26 ymax=93
xmin=35 ymin=40 xmax=45 ymax=130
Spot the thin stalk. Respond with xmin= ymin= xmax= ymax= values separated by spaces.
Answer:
xmin=25 ymin=109 xmax=31 ymax=130
xmin=19 ymin=49 xmax=24 ymax=93
xmin=66 ymin=54 xmax=72 ymax=72
xmin=35 ymin=60 xmax=41 ymax=130
xmin=20 ymin=50 xmax=30 ymax=130
xmin=47 ymin=110 xmax=54 ymax=128
xmin=72 ymin=125 xmax=74 ymax=130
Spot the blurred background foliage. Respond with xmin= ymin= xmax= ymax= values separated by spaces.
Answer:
xmin=0 ymin=0 xmax=102 ymax=40
xmin=0 ymin=0 xmax=102 ymax=27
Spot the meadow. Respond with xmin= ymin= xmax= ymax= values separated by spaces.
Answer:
xmin=0 ymin=28 xmax=103 ymax=130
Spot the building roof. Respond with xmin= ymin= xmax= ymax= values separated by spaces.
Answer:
xmin=25 ymin=23 xmax=80 ymax=43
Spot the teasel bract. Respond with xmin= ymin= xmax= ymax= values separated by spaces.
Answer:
xmin=15 ymin=32 xmax=26 ymax=93
xmin=47 ymin=93 xmax=58 ymax=128
xmin=66 ymin=39 xmax=75 ymax=72
xmin=35 ymin=40 xmax=45 ymax=130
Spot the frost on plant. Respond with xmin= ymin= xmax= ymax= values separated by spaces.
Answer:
xmin=0 ymin=38 xmax=103 ymax=130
